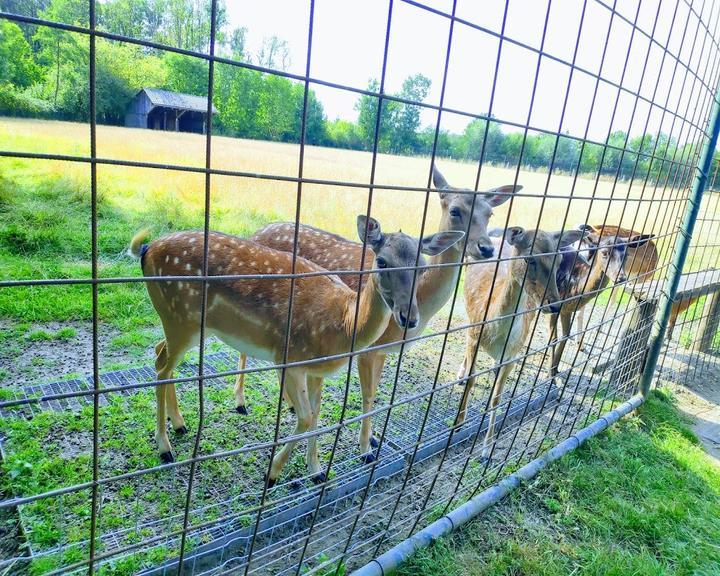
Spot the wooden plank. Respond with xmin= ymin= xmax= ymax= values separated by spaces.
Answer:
xmin=625 ymin=268 xmax=720 ymax=303
xmin=693 ymin=290 xmax=720 ymax=352
xmin=593 ymin=299 xmax=656 ymax=391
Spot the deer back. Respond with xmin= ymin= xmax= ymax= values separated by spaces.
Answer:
xmin=590 ymin=224 xmax=658 ymax=278
xmin=141 ymin=231 xmax=369 ymax=366
xmin=251 ymin=223 xmax=371 ymax=293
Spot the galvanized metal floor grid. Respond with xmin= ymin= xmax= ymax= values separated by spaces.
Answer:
xmin=0 ymin=345 xmax=587 ymax=575
xmin=0 ymin=302 xmax=640 ymax=574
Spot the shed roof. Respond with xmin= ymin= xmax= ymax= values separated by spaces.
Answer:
xmin=139 ymin=88 xmax=217 ymax=114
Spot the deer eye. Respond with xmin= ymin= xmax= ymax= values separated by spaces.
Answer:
xmin=376 ymin=258 xmax=387 ymax=269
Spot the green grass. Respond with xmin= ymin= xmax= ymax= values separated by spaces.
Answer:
xmin=0 ymin=157 xmax=279 ymax=331
xmin=397 ymin=390 xmax=720 ymax=576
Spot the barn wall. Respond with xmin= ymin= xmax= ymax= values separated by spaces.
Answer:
xmin=124 ymin=92 xmax=152 ymax=129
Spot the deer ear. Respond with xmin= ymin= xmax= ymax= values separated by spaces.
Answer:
xmin=420 ymin=230 xmax=465 ymax=256
xmin=485 ymin=184 xmax=521 ymax=207
xmin=432 ymin=165 xmax=449 ymax=190
xmin=556 ymin=229 xmax=585 ymax=247
xmin=506 ymin=226 xmax=527 ymax=248
xmin=357 ymin=215 xmax=383 ymax=249
xmin=628 ymin=233 xmax=655 ymax=247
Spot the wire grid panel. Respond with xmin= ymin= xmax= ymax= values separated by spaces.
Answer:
xmin=1 ymin=0 xmax=720 ymax=575
xmin=655 ymin=160 xmax=720 ymax=390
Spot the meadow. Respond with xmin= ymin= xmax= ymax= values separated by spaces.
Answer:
xmin=0 ymin=117 xmax=719 ymax=574
xmin=1 ymin=116 xmax=716 ymax=361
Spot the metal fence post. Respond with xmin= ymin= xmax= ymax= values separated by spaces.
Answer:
xmin=638 ymin=85 xmax=720 ymax=397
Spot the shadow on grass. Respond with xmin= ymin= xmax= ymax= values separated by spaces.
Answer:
xmin=397 ymin=389 xmax=720 ymax=576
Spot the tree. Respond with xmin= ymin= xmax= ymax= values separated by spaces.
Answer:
xmin=294 ymin=86 xmax=327 ymax=145
xmin=0 ymin=21 xmax=41 ymax=88
xmin=257 ymin=36 xmax=291 ymax=70
xmin=0 ymin=0 xmax=51 ymax=20
xmin=164 ymin=52 xmax=208 ymax=96
xmin=228 ymin=27 xmax=248 ymax=61
xmin=325 ymin=119 xmax=363 ymax=150
xmin=99 ymin=0 xmax=151 ymax=38
xmin=356 ymin=79 xmax=381 ymax=151
xmin=151 ymin=0 xmax=227 ymax=52
xmin=388 ymin=73 xmax=431 ymax=154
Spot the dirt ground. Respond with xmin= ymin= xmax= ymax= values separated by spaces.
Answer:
xmin=669 ymin=379 xmax=720 ymax=464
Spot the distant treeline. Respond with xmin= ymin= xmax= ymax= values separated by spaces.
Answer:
xmin=1 ymin=0 xmax=717 ymax=187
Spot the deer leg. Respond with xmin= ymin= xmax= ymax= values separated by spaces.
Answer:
xmin=276 ymin=368 xmax=295 ymax=412
xmin=550 ymin=310 xmax=571 ymax=386
xmin=268 ymin=369 xmax=312 ymax=485
xmin=165 ymin=383 xmax=186 ymax=433
xmin=154 ymin=336 xmax=193 ymax=463
xmin=358 ymin=352 xmax=384 ymax=462
xmin=455 ymin=332 xmax=479 ymax=426
xmin=666 ymin=308 xmax=678 ymax=342
xmin=574 ymin=307 xmax=585 ymax=344
xmin=482 ymin=361 xmax=513 ymax=460
xmin=306 ymin=375 xmax=324 ymax=483
xmin=548 ymin=313 xmax=559 ymax=380
xmin=575 ymin=306 xmax=589 ymax=352
xmin=233 ymin=353 xmax=248 ymax=414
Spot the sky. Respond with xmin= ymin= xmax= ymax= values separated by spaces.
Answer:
xmin=226 ymin=0 xmax=718 ymax=143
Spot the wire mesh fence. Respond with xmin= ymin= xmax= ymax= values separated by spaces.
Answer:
xmin=1 ymin=0 xmax=720 ymax=574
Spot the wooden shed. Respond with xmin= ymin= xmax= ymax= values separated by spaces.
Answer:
xmin=124 ymin=88 xmax=218 ymax=134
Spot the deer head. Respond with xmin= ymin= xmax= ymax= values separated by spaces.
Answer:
xmin=433 ymin=166 xmax=520 ymax=261
xmin=507 ymin=227 xmax=587 ymax=314
xmin=357 ymin=215 xmax=464 ymax=329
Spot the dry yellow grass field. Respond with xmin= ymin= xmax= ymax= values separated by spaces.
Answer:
xmin=0 ymin=117 xmax=705 ymax=255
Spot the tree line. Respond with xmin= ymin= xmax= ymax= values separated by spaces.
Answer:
xmin=0 ymin=0 xmax=716 ymax=186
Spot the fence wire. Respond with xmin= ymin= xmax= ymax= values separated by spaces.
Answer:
xmin=1 ymin=0 xmax=720 ymax=575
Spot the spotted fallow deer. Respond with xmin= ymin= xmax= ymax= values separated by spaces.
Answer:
xmin=455 ymin=227 xmax=586 ymax=458
xmin=547 ymin=228 xmax=654 ymax=382
xmin=235 ymin=167 xmax=519 ymax=461
xmin=129 ymin=216 xmax=463 ymax=484
xmin=576 ymin=224 xmax=657 ymax=336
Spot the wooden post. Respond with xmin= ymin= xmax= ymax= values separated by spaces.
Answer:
xmin=593 ymin=296 xmax=657 ymax=393
xmin=693 ymin=291 xmax=720 ymax=352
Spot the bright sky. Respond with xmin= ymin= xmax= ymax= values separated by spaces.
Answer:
xmin=227 ymin=0 xmax=718 ymax=142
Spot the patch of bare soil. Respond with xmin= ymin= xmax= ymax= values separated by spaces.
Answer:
xmin=669 ymin=378 xmax=720 ymax=465
xmin=0 ymin=321 xmax=159 ymax=390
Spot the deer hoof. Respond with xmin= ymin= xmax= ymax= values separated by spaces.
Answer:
xmin=311 ymin=472 xmax=327 ymax=485
xmin=236 ymin=405 xmax=248 ymax=415
xmin=266 ymin=475 xmax=277 ymax=489
xmin=160 ymin=451 xmax=175 ymax=464
xmin=361 ymin=452 xmax=376 ymax=464
xmin=174 ymin=425 xmax=188 ymax=435
xmin=288 ymin=406 xmax=295 ymax=414
xmin=370 ymin=436 xmax=379 ymax=448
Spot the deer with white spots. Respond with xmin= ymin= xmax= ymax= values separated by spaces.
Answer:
xmin=456 ymin=227 xmax=586 ymax=459
xmin=129 ymin=216 xmax=463 ymax=485
xmin=235 ymin=166 xmax=518 ymax=462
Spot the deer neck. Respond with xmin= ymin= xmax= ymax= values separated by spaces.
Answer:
xmin=505 ymin=256 xmax=535 ymax=314
xmin=342 ymin=273 xmax=392 ymax=349
xmin=587 ymin=254 xmax=609 ymax=294
xmin=416 ymin=237 xmax=463 ymax=317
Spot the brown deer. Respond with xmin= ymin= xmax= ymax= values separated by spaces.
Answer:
xmin=129 ymin=217 xmax=463 ymax=485
xmin=547 ymin=228 xmax=655 ymax=382
xmin=455 ymin=227 xmax=586 ymax=458
xmin=576 ymin=224 xmax=657 ymax=337
xmin=235 ymin=167 xmax=519 ymax=461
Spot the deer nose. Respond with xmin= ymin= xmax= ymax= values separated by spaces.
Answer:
xmin=399 ymin=312 xmax=418 ymax=329
xmin=479 ymin=244 xmax=494 ymax=258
